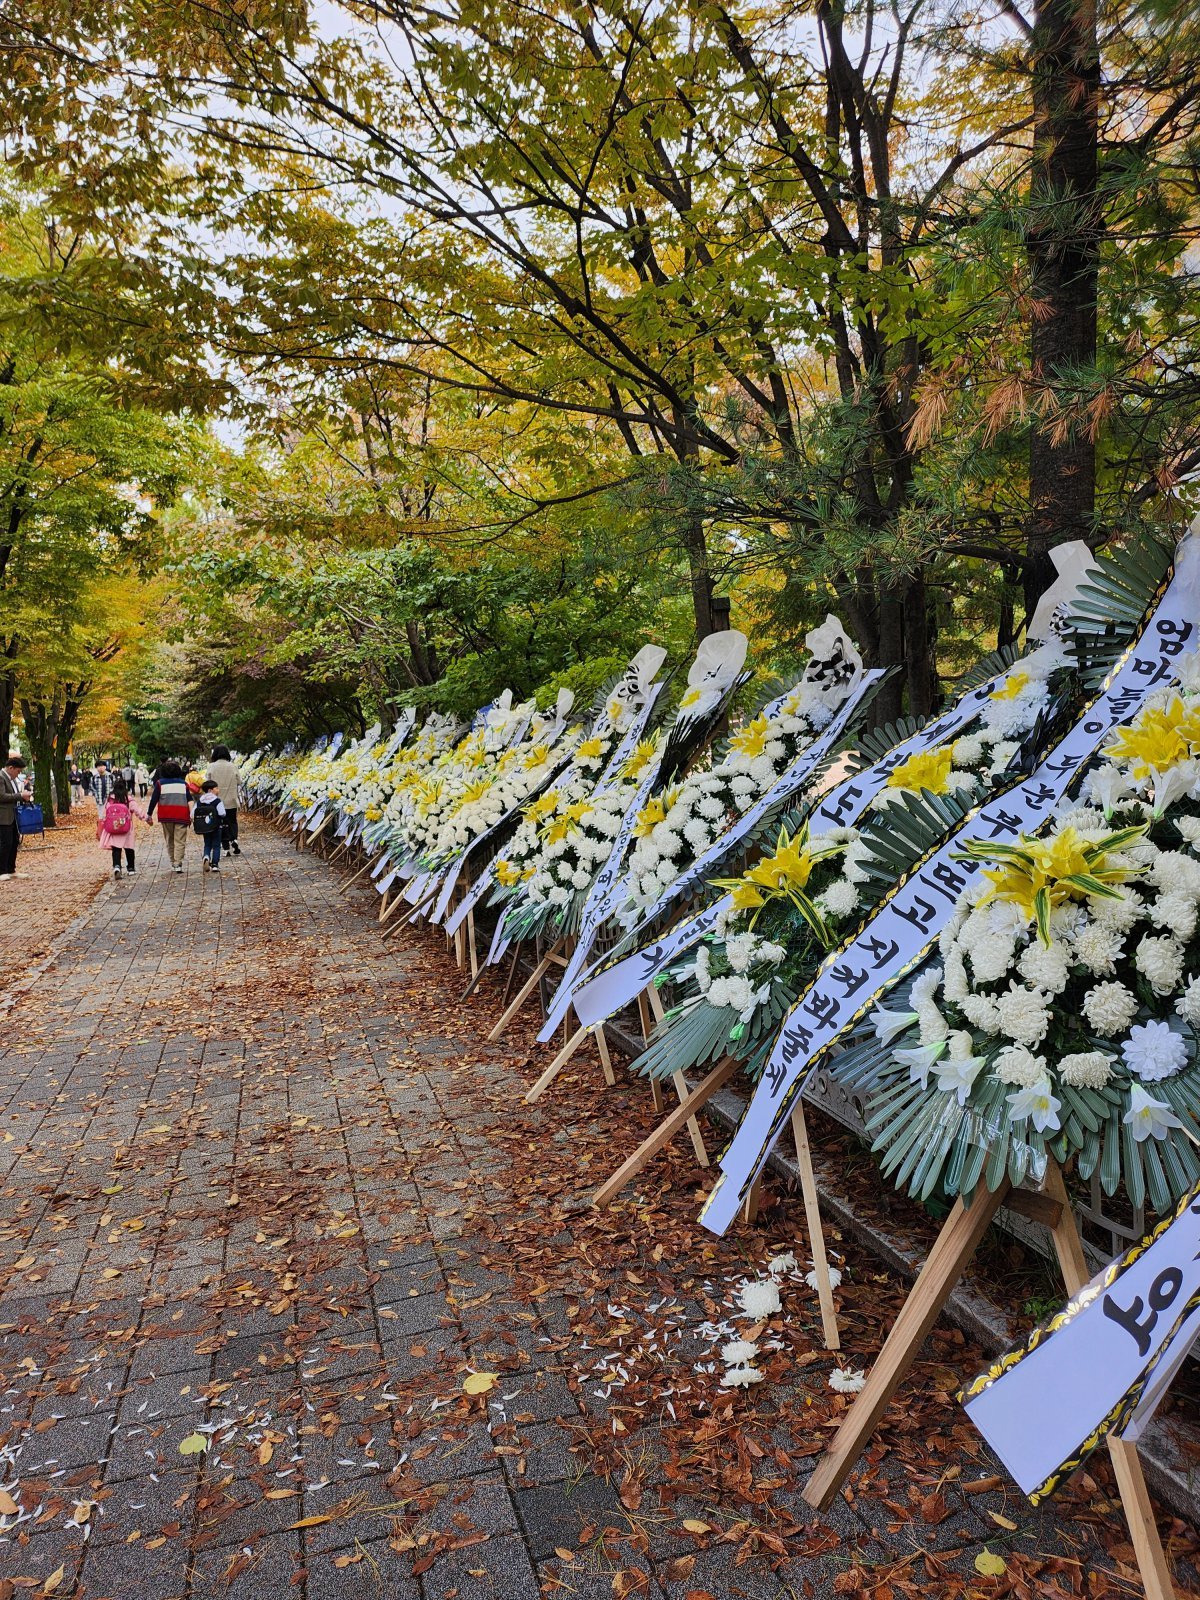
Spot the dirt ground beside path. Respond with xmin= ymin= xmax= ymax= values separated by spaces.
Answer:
xmin=0 ymin=808 xmax=107 ymax=997
xmin=0 ymin=814 xmax=1198 ymax=1600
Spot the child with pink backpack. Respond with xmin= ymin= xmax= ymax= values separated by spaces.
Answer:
xmin=97 ymin=779 xmax=146 ymax=879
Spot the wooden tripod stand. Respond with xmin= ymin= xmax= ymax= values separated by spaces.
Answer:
xmin=801 ymin=1160 xmax=1179 ymax=1599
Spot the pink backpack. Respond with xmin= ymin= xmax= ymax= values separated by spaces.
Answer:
xmin=104 ymin=800 xmax=132 ymax=835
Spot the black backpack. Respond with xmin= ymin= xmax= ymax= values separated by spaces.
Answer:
xmin=193 ymin=801 xmax=222 ymax=836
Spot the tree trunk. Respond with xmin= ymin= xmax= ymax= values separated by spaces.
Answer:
xmin=19 ymin=700 xmax=57 ymax=825
xmin=0 ymin=652 xmax=14 ymax=757
xmin=873 ymin=584 xmax=906 ymax=726
xmin=903 ymin=574 xmax=937 ymax=716
xmin=682 ymin=515 xmax=716 ymax=640
xmin=1025 ymin=0 xmax=1100 ymax=617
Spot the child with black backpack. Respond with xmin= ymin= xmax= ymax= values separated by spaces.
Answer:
xmin=193 ymin=779 xmax=227 ymax=872
xmin=97 ymin=779 xmax=146 ymax=879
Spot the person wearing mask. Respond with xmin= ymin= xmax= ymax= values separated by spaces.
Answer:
xmin=206 ymin=745 xmax=242 ymax=857
xmin=146 ymin=759 xmax=192 ymax=873
xmin=193 ymin=779 xmax=227 ymax=872
xmin=97 ymin=777 xmax=146 ymax=879
xmin=0 ymin=754 xmax=32 ymax=880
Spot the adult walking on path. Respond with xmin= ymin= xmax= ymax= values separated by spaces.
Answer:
xmin=0 ymin=753 xmax=32 ymax=880
xmin=96 ymin=776 xmax=146 ymax=879
xmin=206 ymin=743 xmax=242 ymax=856
xmin=146 ymin=758 xmax=192 ymax=873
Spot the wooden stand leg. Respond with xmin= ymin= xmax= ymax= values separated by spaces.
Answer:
xmin=489 ymin=950 xmax=556 ymax=1042
xmin=802 ymin=1179 xmax=1012 ymax=1513
xmin=638 ymin=993 xmax=667 ymax=1112
xmin=467 ymin=909 xmax=479 ymax=979
xmin=1040 ymin=1165 xmax=1178 ymax=1600
xmin=592 ymin=1056 xmax=740 ymax=1207
xmin=525 ymin=1023 xmax=588 ymax=1102
xmin=673 ymin=1072 xmax=710 ymax=1166
xmin=644 ymin=986 xmax=710 ymax=1165
xmin=500 ymin=946 xmax=521 ymax=1007
xmin=378 ymin=888 xmax=392 ymax=922
xmin=742 ymin=1175 xmax=763 ymax=1224
xmin=594 ymin=1025 xmax=616 ymax=1087
xmin=341 ymin=859 xmax=374 ymax=894
xmin=791 ymin=1103 xmax=840 ymax=1351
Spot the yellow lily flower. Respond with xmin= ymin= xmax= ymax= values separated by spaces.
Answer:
xmin=730 ymin=714 xmax=771 ymax=761
xmin=991 ymin=669 xmax=1031 ymax=702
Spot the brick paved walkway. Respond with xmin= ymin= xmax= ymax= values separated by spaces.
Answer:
xmin=1 ymin=818 xmax=1197 ymax=1600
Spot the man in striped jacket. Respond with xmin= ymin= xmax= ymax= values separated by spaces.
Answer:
xmin=147 ymin=760 xmax=193 ymax=873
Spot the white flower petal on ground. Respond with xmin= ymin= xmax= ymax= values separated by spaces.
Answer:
xmin=805 ymin=1267 xmax=842 ymax=1292
xmin=737 ymin=1279 xmax=782 ymax=1319
xmin=767 ymin=1252 xmax=798 ymax=1275
xmin=721 ymin=1365 xmax=765 ymax=1389
xmin=721 ymin=1339 xmax=760 ymax=1365
xmin=828 ymin=1369 xmax=867 ymax=1394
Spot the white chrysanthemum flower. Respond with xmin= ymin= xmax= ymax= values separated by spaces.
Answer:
xmin=961 ymin=993 xmax=1002 ymax=1031
xmin=943 ymin=948 xmax=970 ymax=1003
xmin=1083 ymin=980 xmax=1139 ymax=1037
xmin=548 ymin=886 xmax=570 ymax=906
xmin=1176 ymin=976 xmax=1200 ymax=1028
xmin=1121 ymin=1019 xmax=1188 ymax=1083
xmin=1017 ymin=941 xmax=1070 ymax=995
xmin=1134 ymin=935 xmax=1184 ymax=997
xmin=1152 ymin=892 xmax=1198 ymax=941
xmin=697 ymin=796 xmax=725 ymax=820
xmin=817 ymin=879 xmax=860 ymax=919
xmin=725 ymin=934 xmax=755 ymax=975
xmin=829 ymin=1369 xmax=867 ymax=1394
xmin=952 ymin=734 xmax=984 ymax=766
xmin=910 ymin=967 xmax=943 ymax=1009
xmin=738 ymin=1279 xmax=782 ymax=1319
xmin=1091 ymin=888 xmax=1144 ymax=933
xmin=967 ymin=932 xmax=1018 ymax=986
xmin=721 ymin=1338 xmax=760 ymax=1364
xmin=721 ymin=1365 xmax=765 ymax=1389
xmin=1071 ymin=921 xmax=1124 ymax=977
xmin=995 ymin=984 xmax=1051 ymax=1046
xmin=1174 ymin=816 xmax=1200 ymax=848
xmin=1056 ymin=1050 xmax=1113 ymax=1089
xmin=991 ymin=1045 xmax=1047 ymax=1088
xmin=805 ymin=1267 xmax=842 ymax=1291
xmin=757 ymin=940 xmax=787 ymax=966
xmin=767 ymin=1252 xmax=797 ymax=1275
xmin=1151 ymin=851 xmax=1200 ymax=897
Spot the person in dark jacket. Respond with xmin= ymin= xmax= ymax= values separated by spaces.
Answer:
xmin=147 ymin=759 xmax=192 ymax=873
xmin=206 ymin=745 xmax=242 ymax=856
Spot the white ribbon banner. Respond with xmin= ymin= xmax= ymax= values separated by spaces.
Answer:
xmin=962 ymin=1181 xmax=1200 ymax=1501
xmin=571 ymin=663 xmax=1011 ymax=1029
xmin=445 ymin=677 xmax=671 ymax=942
xmin=701 ymin=538 xmax=1200 ymax=1235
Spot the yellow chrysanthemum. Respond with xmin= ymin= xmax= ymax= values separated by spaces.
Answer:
xmin=885 ymin=747 xmax=955 ymax=795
